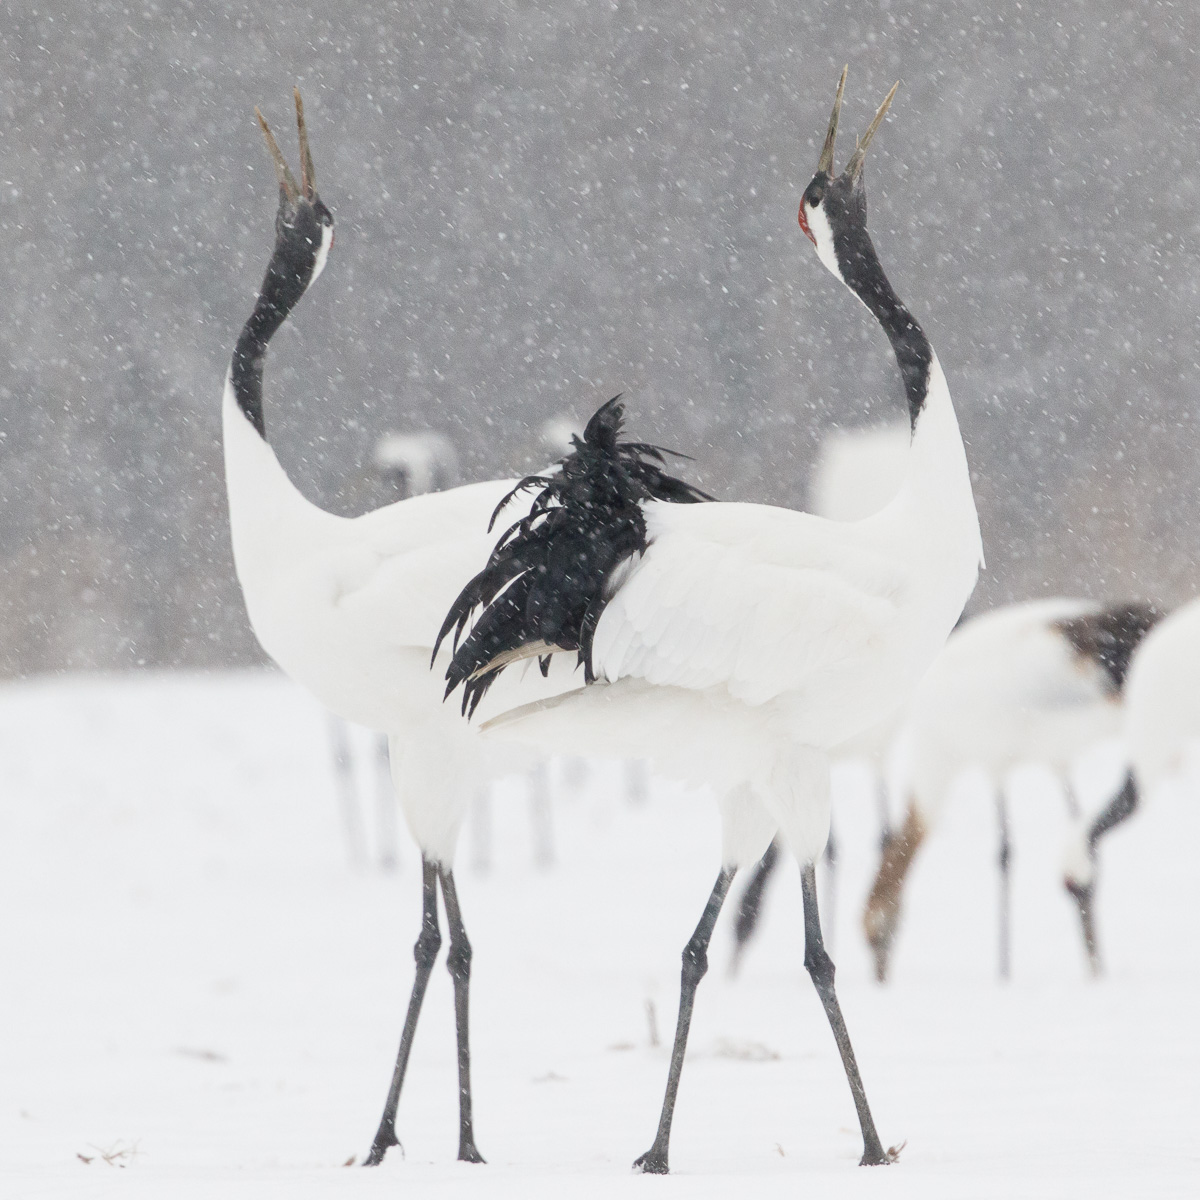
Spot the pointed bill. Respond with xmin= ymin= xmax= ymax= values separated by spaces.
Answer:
xmin=255 ymin=107 xmax=300 ymax=202
xmin=817 ymin=65 xmax=848 ymax=176
xmin=294 ymin=87 xmax=316 ymax=199
xmin=847 ymin=80 xmax=899 ymax=180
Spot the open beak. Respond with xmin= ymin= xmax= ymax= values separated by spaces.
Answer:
xmin=846 ymin=80 xmax=900 ymax=181
xmin=817 ymin=65 xmax=848 ymax=176
xmin=255 ymin=87 xmax=317 ymax=203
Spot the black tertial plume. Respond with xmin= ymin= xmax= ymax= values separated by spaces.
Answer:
xmin=1054 ymin=602 xmax=1166 ymax=696
xmin=434 ymin=396 xmax=711 ymax=717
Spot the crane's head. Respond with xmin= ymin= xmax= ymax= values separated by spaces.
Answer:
xmin=255 ymin=89 xmax=334 ymax=298
xmin=798 ymin=68 xmax=898 ymax=283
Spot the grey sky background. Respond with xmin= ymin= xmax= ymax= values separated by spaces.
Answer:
xmin=3 ymin=2 xmax=1197 ymax=673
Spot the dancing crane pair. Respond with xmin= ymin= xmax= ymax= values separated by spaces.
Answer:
xmin=226 ymin=73 xmax=981 ymax=1170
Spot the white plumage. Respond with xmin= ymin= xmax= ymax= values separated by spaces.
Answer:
xmin=486 ymin=364 xmax=980 ymax=865
xmin=906 ymin=599 xmax=1120 ymax=818
xmin=223 ymin=93 xmax=574 ymax=1168
xmin=462 ymin=73 xmax=982 ymax=1171
xmin=1125 ymin=597 xmax=1200 ymax=795
xmin=864 ymin=597 xmax=1155 ymax=982
xmin=727 ymin=419 xmax=913 ymax=970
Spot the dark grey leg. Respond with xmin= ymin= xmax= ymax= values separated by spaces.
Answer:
xmin=730 ymin=839 xmax=780 ymax=973
xmin=996 ymin=790 xmax=1012 ymax=981
xmin=801 ymin=863 xmax=890 ymax=1166
xmin=634 ymin=867 xmax=736 ymax=1174
xmin=1088 ymin=771 xmax=1139 ymax=844
xmin=364 ymin=858 xmax=441 ymax=1166
xmin=438 ymin=868 xmax=485 ymax=1163
xmin=1065 ymin=771 xmax=1139 ymax=977
xmin=823 ymin=819 xmax=839 ymax=952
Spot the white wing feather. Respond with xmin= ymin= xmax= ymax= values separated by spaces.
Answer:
xmin=592 ymin=500 xmax=904 ymax=707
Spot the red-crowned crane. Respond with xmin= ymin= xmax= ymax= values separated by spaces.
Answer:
xmin=437 ymin=71 xmax=983 ymax=1172
xmin=223 ymin=93 xmax=705 ymax=1168
xmin=731 ymin=419 xmax=910 ymax=970
xmin=862 ymin=598 xmax=1163 ymax=982
xmin=1122 ymin=596 xmax=1200 ymax=825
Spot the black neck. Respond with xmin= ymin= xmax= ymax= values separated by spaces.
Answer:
xmin=230 ymin=207 xmax=318 ymax=439
xmin=832 ymin=219 xmax=932 ymax=431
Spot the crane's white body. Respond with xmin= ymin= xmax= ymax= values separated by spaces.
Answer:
xmin=815 ymin=421 xmax=911 ymax=783
xmin=484 ymin=357 xmax=981 ymax=867
xmin=1125 ymin=597 xmax=1200 ymax=796
xmin=223 ymin=381 xmax=571 ymax=863
xmin=905 ymin=599 xmax=1125 ymax=828
xmin=861 ymin=596 xmax=1145 ymax=982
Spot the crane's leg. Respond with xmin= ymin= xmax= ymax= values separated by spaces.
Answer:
xmin=996 ymin=789 xmax=1012 ymax=981
xmin=1065 ymin=771 xmax=1139 ymax=977
xmin=374 ymin=733 xmax=400 ymax=872
xmin=1063 ymin=781 xmax=1082 ymax=821
xmin=801 ymin=863 xmax=890 ymax=1166
xmin=730 ymin=839 xmax=780 ymax=974
xmin=634 ymin=867 xmax=736 ymax=1174
xmin=875 ymin=773 xmax=893 ymax=848
xmin=364 ymin=858 xmax=441 ymax=1166
xmin=822 ymin=817 xmax=839 ymax=954
xmin=437 ymin=867 xmax=485 ymax=1163
xmin=329 ymin=715 xmax=366 ymax=868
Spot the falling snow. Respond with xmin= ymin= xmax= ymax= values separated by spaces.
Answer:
xmin=1 ymin=4 xmax=1199 ymax=1197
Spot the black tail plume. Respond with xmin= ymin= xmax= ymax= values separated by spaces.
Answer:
xmin=434 ymin=397 xmax=710 ymax=717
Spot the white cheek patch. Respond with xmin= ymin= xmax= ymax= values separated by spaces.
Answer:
xmin=310 ymin=222 xmax=333 ymax=284
xmin=806 ymin=202 xmax=841 ymax=281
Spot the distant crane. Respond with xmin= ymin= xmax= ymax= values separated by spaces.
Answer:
xmin=439 ymin=72 xmax=981 ymax=1171
xmin=372 ymin=430 xmax=461 ymax=498
xmin=1123 ymin=595 xmax=1200 ymax=825
xmin=862 ymin=598 xmax=1163 ymax=982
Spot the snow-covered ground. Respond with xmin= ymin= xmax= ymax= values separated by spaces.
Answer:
xmin=1 ymin=671 xmax=1195 ymax=1198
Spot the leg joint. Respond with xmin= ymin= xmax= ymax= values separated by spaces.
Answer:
xmin=446 ymin=935 xmax=473 ymax=981
xmin=804 ymin=942 xmax=835 ymax=991
xmin=414 ymin=925 xmax=442 ymax=968
xmin=681 ymin=938 xmax=709 ymax=984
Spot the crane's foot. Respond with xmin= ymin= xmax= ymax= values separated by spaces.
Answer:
xmin=363 ymin=1124 xmax=399 ymax=1167
xmin=632 ymin=1145 xmax=669 ymax=1174
xmin=861 ymin=1139 xmax=904 ymax=1166
xmin=458 ymin=1139 xmax=486 ymax=1164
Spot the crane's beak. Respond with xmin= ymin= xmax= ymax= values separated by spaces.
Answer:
xmin=817 ymin=65 xmax=847 ymax=176
xmin=294 ymin=87 xmax=317 ymax=200
xmin=255 ymin=87 xmax=317 ymax=204
xmin=845 ymin=81 xmax=900 ymax=181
